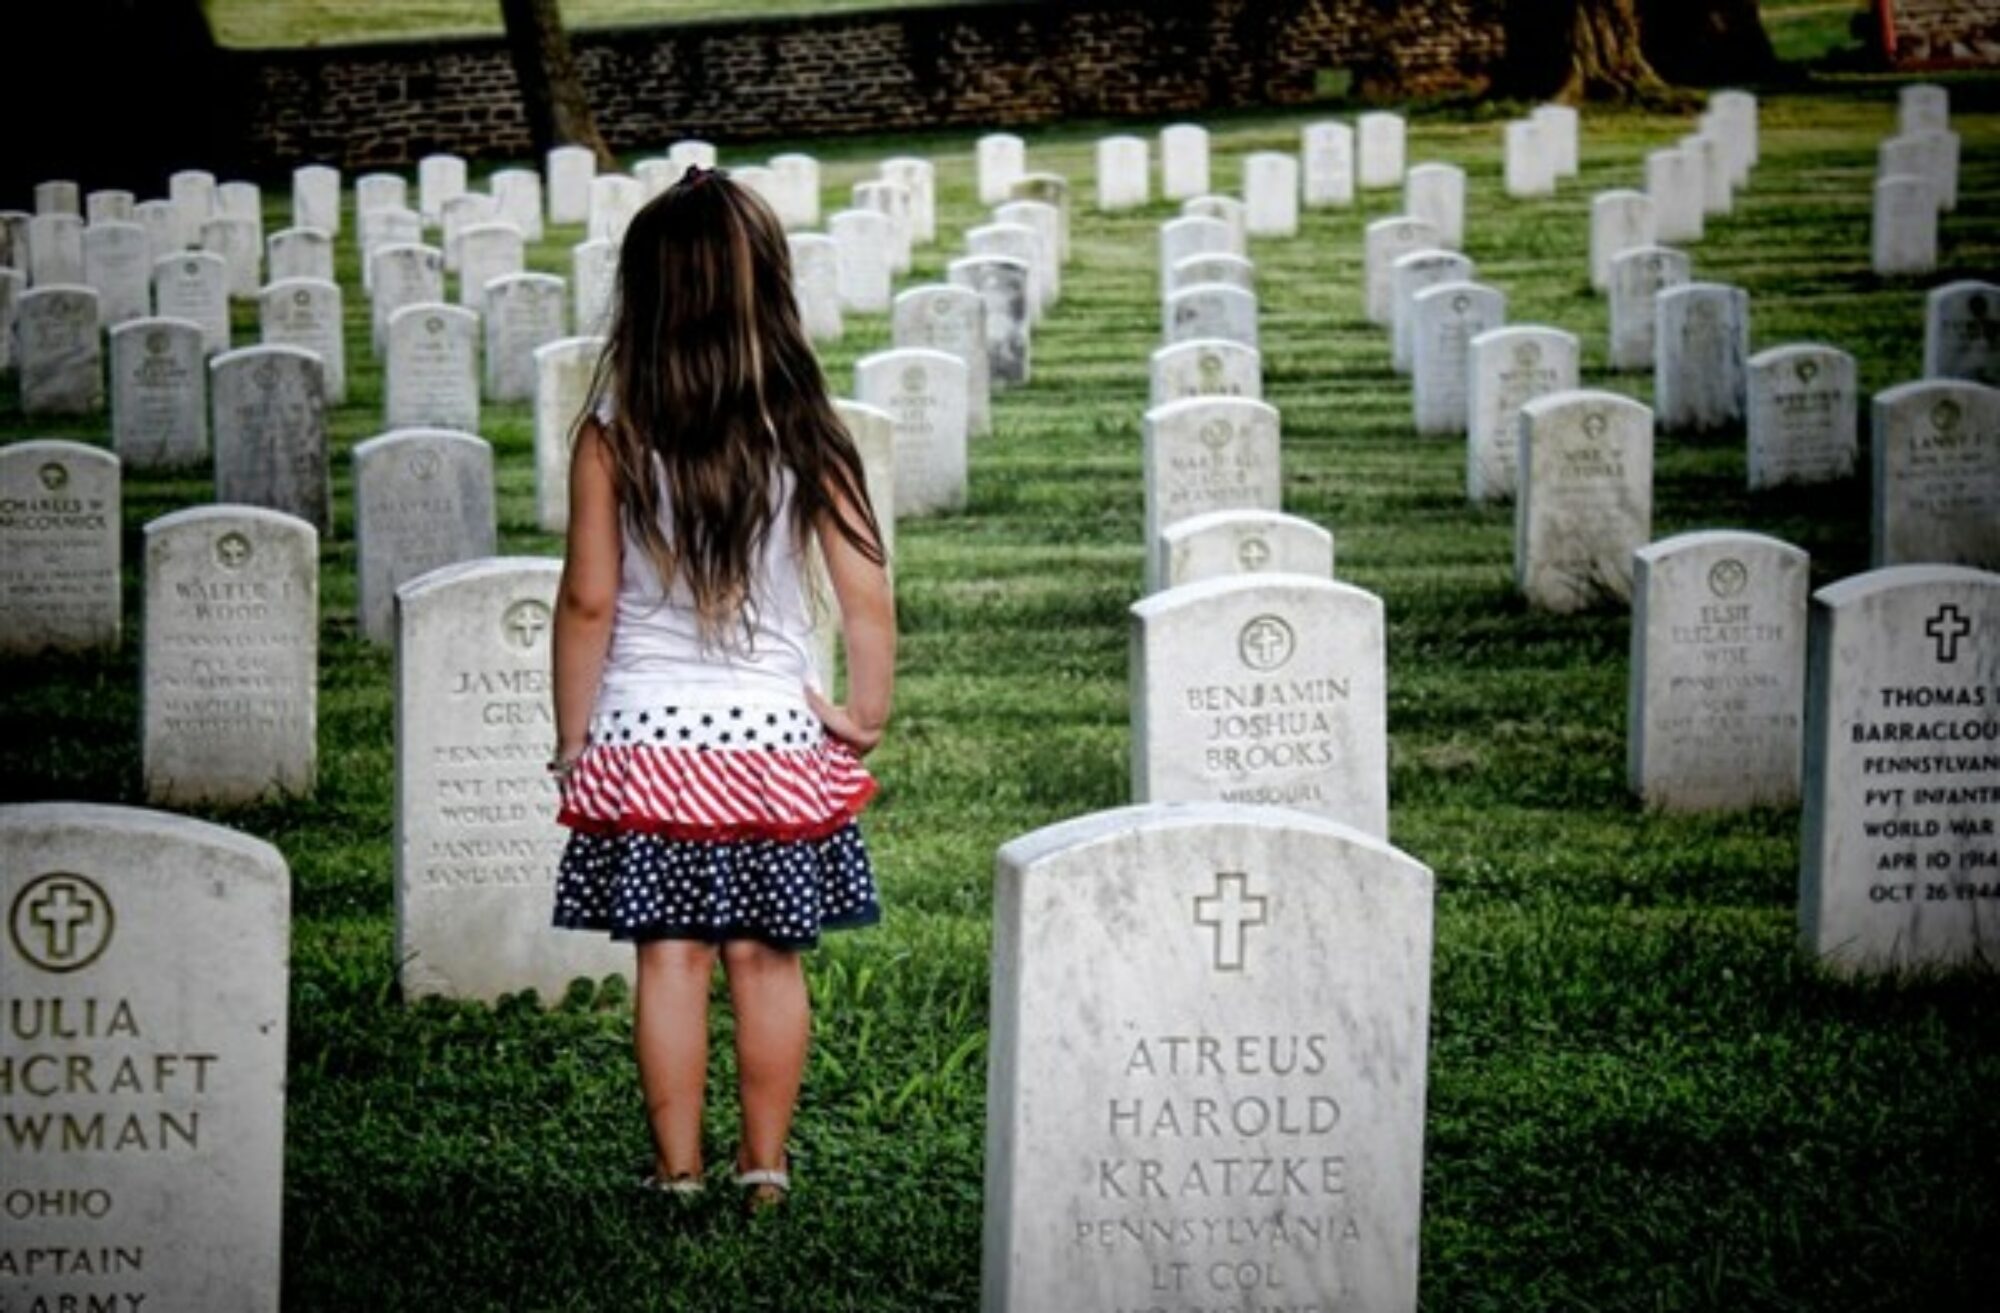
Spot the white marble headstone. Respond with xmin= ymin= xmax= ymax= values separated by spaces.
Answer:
xmin=1504 ymin=119 xmax=1555 ymax=198
xmin=982 ymin=801 xmax=1433 ymax=1313
xmin=1131 ymin=575 xmax=1389 ymax=832
xmin=1181 ymin=195 xmax=1248 ymax=256
xmin=28 ymin=212 xmax=85 ymax=287
xmin=1630 ymin=530 xmax=1808 ymax=811
xmin=1590 ymin=191 xmax=1655 ymax=292
xmin=978 ymin=133 xmax=1027 ymax=207
xmin=534 ymin=335 xmax=605 ymax=535
xmin=667 ymin=139 xmax=717 ymax=171
xmin=267 ymin=226 xmax=335 ymax=285
xmin=111 ymin=316 xmax=209 ymax=471
xmin=370 ymin=242 xmax=446 ymax=357
xmin=152 ymin=251 xmax=230 ymax=356
xmin=0 ymin=440 xmax=120 ymax=653
xmin=1872 ymin=175 xmax=1937 ymax=276
xmin=1412 ymin=282 xmax=1504 ymax=437
xmin=1899 ymin=83 xmax=1950 ymax=136
xmin=1160 ymin=123 xmax=1211 ymax=201
xmin=1165 ymin=283 xmax=1258 ymax=350
xmin=197 ymin=215 xmax=261 ymax=301
xmin=1390 ymin=249 xmax=1474 ymax=377
xmin=1242 ymin=153 xmax=1300 ymax=238
xmin=484 ymin=273 xmax=567 ymax=403
xmin=1167 ymin=253 xmax=1255 ymax=303
xmin=1645 ymin=148 xmax=1705 ymax=245
xmin=993 ymin=200 xmax=1061 ymax=307
xmin=1142 ymin=396 xmax=1282 ymax=590
xmin=1655 ymin=282 xmax=1750 ymax=434
xmin=1799 ymin=564 xmax=2000 ymax=976
xmin=386 ymin=303 xmax=480 ymax=435
xmin=258 ymin=277 xmax=346 ymax=406
xmin=293 ymin=163 xmax=342 ymax=236
xmin=1150 ymin=338 xmax=1264 ymax=409
xmin=456 ymin=222 xmax=526 ymax=313
xmin=1467 ymin=326 xmax=1581 ymax=503
xmin=1533 ymin=103 xmax=1580 ymax=177
xmin=893 ymin=283 xmax=990 ymax=438
xmin=1357 ymin=112 xmax=1406 ymax=190
xmin=1009 ymin=173 xmax=1072 ymax=262
xmin=490 ymin=167 xmax=545 ymax=243
xmin=774 ymin=153 xmax=825 ymax=231
xmin=855 ymin=347 xmax=969 ymax=517
xmin=1302 ymin=120 xmax=1356 ymax=207
xmin=418 ymin=153 xmax=469 ymax=226
xmin=354 ymin=428 xmax=497 ymax=644
xmin=82 ymin=221 xmax=150 ymax=327
xmin=1924 ymin=280 xmax=2000 ymax=386
xmin=396 ymin=557 xmax=632 ymax=1002
xmin=1608 ymin=245 xmax=1691 ymax=373
xmin=85 ymin=188 xmax=134 ymax=226
xmin=1747 ymin=344 xmax=1858 ymax=490
xmin=1156 ymin=508 xmax=1332 ymax=591
xmin=947 ymin=255 xmax=1031 ymax=388
xmin=34 ymin=179 xmax=81 ymax=216
xmin=210 ymin=344 xmax=331 ymax=533
xmin=788 ymin=233 xmax=843 ymax=343
xmin=142 ymin=505 xmax=318 ymax=804
xmin=1403 ymin=163 xmax=1465 ymax=250
xmin=1870 ymin=380 xmax=2000 ymax=569
xmin=546 ymin=145 xmax=595 ymax=226
xmin=1515 ymin=390 xmax=1655 ymax=612
xmin=355 ymin=172 xmax=408 ymax=219
xmin=16 ymin=285 xmax=103 ymax=417
xmin=829 ymin=208 xmax=893 ymax=314
xmin=966 ymin=221 xmax=1045 ymax=321
xmin=0 ymin=803 xmax=288 ymax=1313
xmin=167 ymin=169 xmax=217 ymax=250
xmin=1096 ymin=135 xmax=1150 ymax=212
xmin=1364 ymin=217 xmax=1441 ymax=327
xmin=571 ymin=237 xmax=618 ymax=337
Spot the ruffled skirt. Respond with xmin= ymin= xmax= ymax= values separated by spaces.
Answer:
xmin=552 ymin=700 xmax=881 ymax=949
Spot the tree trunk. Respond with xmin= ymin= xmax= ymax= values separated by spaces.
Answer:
xmin=1558 ymin=0 xmax=1668 ymax=101
xmin=1638 ymin=0 xmax=1779 ymax=87
xmin=1498 ymin=0 xmax=1772 ymax=104
xmin=499 ymin=0 xmax=615 ymax=168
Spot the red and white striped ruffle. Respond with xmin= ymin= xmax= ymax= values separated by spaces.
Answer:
xmin=557 ymin=738 xmax=877 ymax=843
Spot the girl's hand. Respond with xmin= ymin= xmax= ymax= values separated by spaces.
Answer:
xmin=805 ymin=686 xmax=883 ymax=757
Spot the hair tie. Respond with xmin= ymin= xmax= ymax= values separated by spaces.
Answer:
xmin=682 ymin=164 xmax=722 ymax=188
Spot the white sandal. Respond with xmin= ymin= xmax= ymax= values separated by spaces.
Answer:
xmin=636 ymin=1169 xmax=706 ymax=1197
xmin=734 ymin=1162 xmax=790 ymax=1212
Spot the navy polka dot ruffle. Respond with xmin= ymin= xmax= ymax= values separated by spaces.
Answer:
xmin=552 ymin=821 xmax=881 ymax=950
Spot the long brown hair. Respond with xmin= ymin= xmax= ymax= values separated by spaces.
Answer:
xmin=583 ymin=165 xmax=884 ymax=645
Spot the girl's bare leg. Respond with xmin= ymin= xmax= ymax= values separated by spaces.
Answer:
xmin=722 ymin=939 xmax=810 ymax=1179
xmin=634 ymin=939 xmax=720 ymax=1179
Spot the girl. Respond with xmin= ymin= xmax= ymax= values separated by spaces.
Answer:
xmin=548 ymin=165 xmax=894 ymax=1214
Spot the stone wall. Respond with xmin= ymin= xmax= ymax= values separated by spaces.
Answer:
xmin=234 ymin=0 xmax=1508 ymax=176
xmin=1880 ymin=0 xmax=2000 ymax=66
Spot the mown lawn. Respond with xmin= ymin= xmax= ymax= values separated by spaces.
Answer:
xmin=4 ymin=77 xmax=1998 ymax=1312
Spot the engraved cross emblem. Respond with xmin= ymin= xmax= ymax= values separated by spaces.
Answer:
xmin=31 ymin=882 xmax=95 ymax=958
xmin=1194 ymin=872 xmax=1268 ymax=973
xmin=9 ymin=872 xmax=114 ymax=973
xmin=1237 ymin=536 xmax=1271 ymax=571
xmin=504 ymin=600 xmax=552 ymax=649
xmin=1925 ymin=604 xmax=1972 ymax=664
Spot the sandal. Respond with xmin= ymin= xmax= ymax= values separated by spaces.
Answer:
xmin=734 ymin=1161 xmax=790 ymax=1214
xmin=636 ymin=1167 xmax=706 ymax=1197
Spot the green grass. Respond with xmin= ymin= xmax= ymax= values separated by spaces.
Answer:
xmin=5 ymin=82 xmax=2000 ymax=1311
xmin=202 ymin=0 xmax=987 ymax=48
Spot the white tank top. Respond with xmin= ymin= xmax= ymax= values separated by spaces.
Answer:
xmin=596 ymin=465 xmax=822 ymax=710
